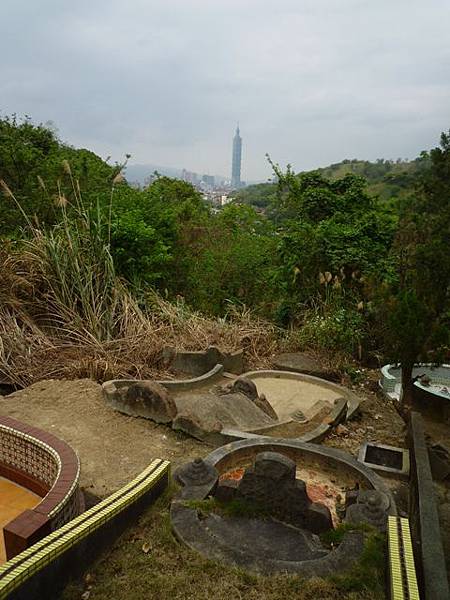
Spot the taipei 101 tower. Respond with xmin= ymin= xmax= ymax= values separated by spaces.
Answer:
xmin=231 ymin=124 xmax=242 ymax=189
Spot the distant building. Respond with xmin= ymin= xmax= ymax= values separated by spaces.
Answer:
xmin=202 ymin=174 xmax=215 ymax=187
xmin=231 ymin=124 xmax=242 ymax=189
xmin=181 ymin=169 xmax=199 ymax=185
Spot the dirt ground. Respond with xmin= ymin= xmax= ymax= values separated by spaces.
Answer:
xmin=0 ymin=374 xmax=407 ymax=499
xmin=0 ymin=372 xmax=450 ymax=600
xmin=0 ymin=379 xmax=204 ymax=498
xmin=323 ymin=372 xmax=407 ymax=456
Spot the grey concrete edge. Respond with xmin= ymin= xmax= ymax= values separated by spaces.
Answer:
xmin=170 ymin=499 xmax=366 ymax=577
xmin=102 ymin=363 xmax=225 ymax=395
xmin=242 ymin=370 xmax=362 ymax=420
xmin=202 ymin=437 xmax=396 ymax=514
xmin=158 ymin=364 xmax=224 ymax=390
xmin=214 ymin=397 xmax=348 ymax=447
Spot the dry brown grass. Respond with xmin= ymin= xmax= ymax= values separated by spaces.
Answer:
xmin=0 ymin=245 xmax=281 ymax=388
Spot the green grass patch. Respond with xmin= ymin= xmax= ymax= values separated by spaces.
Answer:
xmin=320 ymin=521 xmax=375 ymax=547
xmin=319 ymin=522 xmax=386 ymax=594
xmin=328 ymin=527 xmax=386 ymax=594
xmin=184 ymin=496 xmax=272 ymax=520
xmin=62 ymin=491 xmax=386 ymax=600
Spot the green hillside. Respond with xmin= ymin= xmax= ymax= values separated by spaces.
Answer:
xmin=233 ymin=155 xmax=431 ymax=209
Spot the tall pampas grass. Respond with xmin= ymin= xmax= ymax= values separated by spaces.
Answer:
xmin=0 ymin=163 xmax=281 ymax=387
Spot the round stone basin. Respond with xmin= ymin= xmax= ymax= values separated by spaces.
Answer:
xmin=171 ymin=439 xmax=396 ymax=577
xmin=243 ymin=370 xmax=341 ymax=422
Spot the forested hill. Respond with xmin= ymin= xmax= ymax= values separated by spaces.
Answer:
xmin=232 ymin=155 xmax=431 ymax=208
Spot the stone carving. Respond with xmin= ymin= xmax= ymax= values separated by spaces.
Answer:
xmin=103 ymin=381 xmax=177 ymax=423
xmin=215 ymin=452 xmax=333 ymax=534
xmin=219 ymin=378 xmax=278 ymax=420
xmin=174 ymin=458 xmax=218 ymax=488
xmin=345 ymin=490 xmax=390 ymax=533
xmin=173 ymin=457 xmax=219 ymax=500
xmin=231 ymin=377 xmax=258 ymax=400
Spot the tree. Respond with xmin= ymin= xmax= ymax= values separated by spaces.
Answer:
xmin=269 ymin=161 xmax=397 ymax=332
xmin=377 ymin=130 xmax=450 ymax=409
xmin=0 ymin=115 xmax=118 ymax=236
xmin=109 ymin=176 xmax=207 ymax=288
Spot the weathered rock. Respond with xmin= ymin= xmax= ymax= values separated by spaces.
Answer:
xmin=254 ymin=393 xmax=278 ymax=420
xmin=237 ymin=453 xmax=302 ymax=508
xmin=254 ymin=451 xmax=296 ymax=481
xmin=232 ymin=452 xmax=332 ymax=533
xmin=231 ymin=377 xmax=258 ymax=400
xmin=173 ymin=391 xmax=274 ymax=442
xmin=172 ymin=412 xmax=223 ymax=443
xmin=345 ymin=490 xmax=390 ymax=533
xmin=215 ymin=479 xmax=239 ymax=503
xmin=306 ymin=502 xmax=333 ymax=534
xmin=273 ymin=352 xmax=333 ymax=380
xmin=162 ymin=345 xmax=244 ymax=376
xmin=228 ymin=379 xmax=278 ymax=420
xmin=103 ymin=381 xmax=177 ymax=423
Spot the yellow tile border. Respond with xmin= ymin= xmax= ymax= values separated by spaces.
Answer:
xmin=0 ymin=459 xmax=170 ymax=599
xmin=399 ymin=518 xmax=420 ymax=600
xmin=388 ymin=516 xmax=420 ymax=600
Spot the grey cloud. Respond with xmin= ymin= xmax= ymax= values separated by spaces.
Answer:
xmin=1 ymin=0 xmax=450 ymax=180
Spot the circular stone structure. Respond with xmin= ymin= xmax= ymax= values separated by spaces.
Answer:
xmin=230 ymin=370 xmax=361 ymax=440
xmin=102 ymin=370 xmax=362 ymax=446
xmin=243 ymin=370 xmax=343 ymax=421
xmin=380 ymin=363 xmax=450 ymax=421
xmin=171 ymin=439 xmax=395 ymax=576
xmin=0 ymin=415 xmax=83 ymax=562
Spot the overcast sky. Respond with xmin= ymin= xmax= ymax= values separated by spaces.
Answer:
xmin=2 ymin=0 xmax=450 ymax=181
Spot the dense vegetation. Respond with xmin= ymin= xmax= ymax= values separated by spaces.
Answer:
xmin=0 ymin=115 xmax=449 ymax=406
xmin=232 ymin=155 xmax=431 ymax=211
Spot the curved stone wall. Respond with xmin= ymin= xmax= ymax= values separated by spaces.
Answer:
xmin=205 ymin=438 xmax=396 ymax=504
xmin=0 ymin=415 xmax=82 ymax=560
xmin=171 ymin=441 xmax=396 ymax=577
xmin=162 ymin=346 xmax=244 ymax=376
xmin=380 ymin=363 xmax=450 ymax=399
xmin=380 ymin=363 xmax=450 ymax=420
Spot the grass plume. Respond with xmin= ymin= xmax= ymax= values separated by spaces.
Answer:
xmin=0 ymin=167 xmax=280 ymax=387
